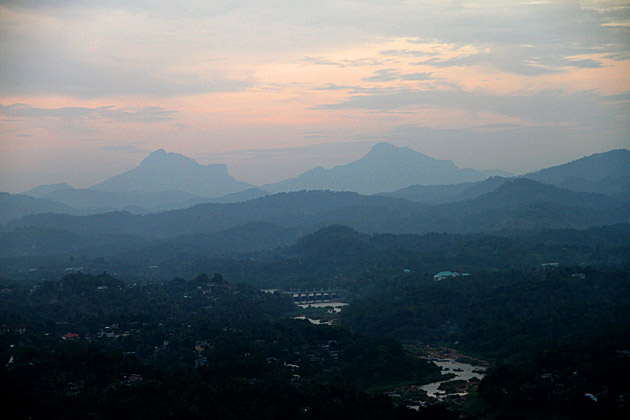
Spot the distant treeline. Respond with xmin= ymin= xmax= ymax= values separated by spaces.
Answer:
xmin=2 ymin=222 xmax=629 ymax=284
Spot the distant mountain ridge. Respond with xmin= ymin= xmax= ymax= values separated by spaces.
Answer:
xmin=11 ymin=147 xmax=629 ymax=224
xmin=37 ymin=188 xmax=213 ymax=214
xmin=90 ymin=149 xmax=252 ymax=198
xmin=7 ymin=190 xmax=419 ymax=238
xmin=207 ymin=187 xmax=270 ymax=204
xmin=9 ymin=180 xmax=628 ymax=239
xmin=384 ymin=178 xmax=630 ymax=234
xmin=523 ymin=149 xmax=630 ymax=195
xmin=23 ymin=182 xmax=74 ymax=198
xmin=381 ymin=148 xmax=630 ymax=204
xmin=17 ymin=144 xmax=490 ymax=215
xmin=454 ymin=178 xmax=619 ymax=210
xmin=0 ymin=192 xmax=82 ymax=224
xmin=263 ymin=142 xmax=487 ymax=194
xmin=381 ymin=176 xmax=510 ymax=204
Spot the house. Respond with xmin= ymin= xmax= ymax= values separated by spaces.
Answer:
xmin=121 ymin=374 xmax=143 ymax=386
xmin=284 ymin=362 xmax=300 ymax=371
xmin=128 ymin=374 xmax=143 ymax=383
xmin=584 ymin=393 xmax=598 ymax=402
xmin=195 ymin=340 xmax=212 ymax=353
xmin=541 ymin=262 xmax=560 ymax=271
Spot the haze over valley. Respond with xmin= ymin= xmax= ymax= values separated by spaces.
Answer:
xmin=2 ymin=144 xmax=630 ymax=419
xmin=2 ymin=1 xmax=630 ymax=418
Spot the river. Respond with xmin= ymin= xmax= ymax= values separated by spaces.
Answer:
xmin=297 ymin=301 xmax=348 ymax=312
xmin=419 ymin=358 xmax=486 ymax=399
xmin=292 ymin=315 xmax=333 ymax=325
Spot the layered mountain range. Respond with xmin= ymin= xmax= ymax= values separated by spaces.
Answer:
xmin=1 ymin=144 xmax=628 ymax=230
xmin=4 ymin=143 xmax=488 ymax=218
xmin=5 ymin=144 xmax=628 ymax=223
xmin=1 ymin=144 xmax=629 ymax=281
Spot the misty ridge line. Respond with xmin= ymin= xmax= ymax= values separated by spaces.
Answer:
xmin=20 ymin=142 xmax=630 ymax=196
xmin=1 ymin=149 xmax=628 ymax=238
xmin=33 ymin=143 xmax=492 ymax=195
xmin=1 ymin=144 xmax=627 ymax=226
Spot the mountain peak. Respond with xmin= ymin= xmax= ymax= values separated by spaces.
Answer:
xmin=371 ymin=142 xmax=399 ymax=151
xmin=143 ymin=149 xmax=168 ymax=161
xmin=366 ymin=142 xmax=411 ymax=156
xmin=264 ymin=143 xmax=486 ymax=194
xmin=144 ymin=149 xmax=168 ymax=160
xmin=140 ymin=149 xmax=198 ymax=167
xmin=90 ymin=150 xmax=251 ymax=197
xmin=363 ymin=142 xmax=440 ymax=164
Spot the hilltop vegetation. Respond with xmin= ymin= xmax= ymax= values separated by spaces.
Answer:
xmin=0 ymin=272 xmax=444 ymax=419
xmin=2 ymin=146 xmax=629 ymax=418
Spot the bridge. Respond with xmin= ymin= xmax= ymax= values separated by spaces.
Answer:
xmin=282 ymin=288 xmax=345 ymax=304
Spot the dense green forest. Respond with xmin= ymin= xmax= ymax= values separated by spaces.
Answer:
xmin=2 ymin=223 xmax=629 ymax=418
xmin=0 ymin=272 xmax=447 ymax=419
xmin=2 ymin=20 xmax=629 ymax=419
xmin=340 ymin=267 xmax=630 ymax=358
xmin=4 ymin=179 xmax=629 ymax=257
xmin=2 ymin=265 xmax=629 ymax=417
xmin=476 ymin=329 xmax=630 ymax=419
xmin=2 ymin=223 xmax=628 ymax=285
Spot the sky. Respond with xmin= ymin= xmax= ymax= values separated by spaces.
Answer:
xmin=1 ymin=0 xmax=629 ymax=192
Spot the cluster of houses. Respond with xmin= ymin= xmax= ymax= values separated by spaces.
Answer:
xmin=59 ymin=323 xmax=138 ymax=342
xmin=194 ymin=340 xmax=213 ymax=367
xmin=0 ymin=324 xmax=27 ymax=335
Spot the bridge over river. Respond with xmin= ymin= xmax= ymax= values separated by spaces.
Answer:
xmin=273 ymin=288 xmax=346 ymax=304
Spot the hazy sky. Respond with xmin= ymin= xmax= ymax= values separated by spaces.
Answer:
xmin=1 ymin=0 xmax=629 ymax=192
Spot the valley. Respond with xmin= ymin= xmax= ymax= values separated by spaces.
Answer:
xmin=1 ymin=145 xmax=629 ymax=419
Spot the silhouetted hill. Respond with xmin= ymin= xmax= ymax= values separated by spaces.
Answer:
xmin=391 ymin=179 xmax=630 ymax=234
xmin=23 ymin=179 xmax=264 ymax=215
xmin=380 ymin=176 xmax=510 ymax=204
xmin=498 ymin=223 xmax=630 ymax=247
xmin=0 ymin=226 xmax=153 ymax=258
xmin=275 ymin=223 xmax=630 ymax=276
xmin=208 ymin=187 xmax=270 ymax=204
xmin=9 ymin=180 xmax=628 ymax=240
xmin=39 ymin=188 xmax=211 ymax=214
xmin=482 ymin=169 xmax=514 ymax=177
xmin=462 ymin=178 xmax=617 ymax=210
xmin=0 ymin=192 xmax=82 ymax=224
xmin=263 ymin=143 xmax=487 ymax=194
xmin=524 ymin=149 xmax=630 ymax=195
xmin=287 ymin=225 xmax=374 ymax=259
xmin=90 ymin=149 xmax=252 ymax=197
xmin=0 ymin=222 xmax=300 ymax=260
xmin=383 ymin=176 xmax=611 ymax=208
xmin=8 ymin=191 xmax=419 ymax=238
xmin=22 ymin=182 xmax=74 ymax=198
xmin=379 ymin=182 xmax=475 ymax=203
xmin=128 ymin=222 xmax=303 ymax=263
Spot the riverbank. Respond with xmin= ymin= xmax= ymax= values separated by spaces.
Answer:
xmin=292 ymin=301 xmax=349 ymax=324
xmin=385 ymin=345 xmax=489 ymax=410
